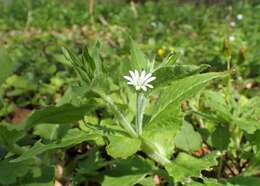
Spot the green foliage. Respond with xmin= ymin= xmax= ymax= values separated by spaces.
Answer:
xmin=11 ymin=129 xmax=98 ymax=163
xmin=0 ymin=0 xmax=259 ymax=185
xmin=20 ymin=103 xmax=95 ymax=129
xmin=0 ymin=49 xmax=14 ymax=86
xmin=0 ymin=160 xmax=31 ymax=185
xmin=228 ymin=176 xmax=260 ymax=186
xmin=106 ymin=135 xmax=141 ymax=159
xmin=166 ymin=152 xmax=218 ymax=182
xmin=0 ymin=123 xmax=23 ymax=152
xmin=150 ymin=72 xmax=226 ymax=124
xmin=209 ymin=125 xmax=230 ymax=151
xmin=175 ymin=121 xmax=203 ymax=152
xmin=102 ymin=156 xmax=153 ymax=186
xmin=130 ymin=38 xmax=150 ymax=71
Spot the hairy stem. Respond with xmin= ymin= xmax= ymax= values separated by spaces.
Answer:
xmin=136 ymin=92 xmax=146 ymax=136
xmin=97 ymin=91 xmax=137 ymax=138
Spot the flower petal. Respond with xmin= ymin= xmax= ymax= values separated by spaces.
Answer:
xmin=141 ymin=86 xmax=147 ymax=91
xmin=129 ymin=71 xmax=137 ymax=85
xmin=123 ymin=75 xmax=133 ymax=81
xmin=146 ymin=84 xmax=154 ymax=88
xmin=143 ymin=73 xmax=152 ymax=82
xmin=136 ymin=85 xmax=141 ymax=90
xmin=140 ymin=70 xmax=146 ymax=82
xmin=144 ymin=76 xmax=156 ymax=84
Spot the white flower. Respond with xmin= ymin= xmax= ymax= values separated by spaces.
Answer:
xmin=230 ymin=22 xmax=236 ymax=27
xmin=123 ymin=70 xmax=156 ymax=91
xmin=229 ymin=35 xmax=235 ymax=42
xmin=237 ymin=14 xmax=243 ymax=20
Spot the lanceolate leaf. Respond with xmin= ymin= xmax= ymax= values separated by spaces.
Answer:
xmin=11 ymin=129 xmax=98 ymax=163
xmin=141 ymin=73 xmax=225 ymax=165
xmin=142 ymin=104 xmax=182 ymax=165
xmin=20 ymin=103 xmax=95 ymax=129
xmin=151 ymin=72 xmax=226 ymax=123
xmin=153 ymin=64 xmax=210 ymax=87
xmin=130 ymin=39 xmax=149 ymax=71
xmin=165 ymin=152 xmax=218 ymax=182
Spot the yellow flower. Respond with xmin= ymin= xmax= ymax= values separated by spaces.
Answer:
xmin=157 ymin=48 xmax=165 ymax=57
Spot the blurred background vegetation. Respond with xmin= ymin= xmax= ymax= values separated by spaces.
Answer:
xmin=0 ymin=1 xmax=260 ymax=185
xmin=0 ymin=0 xmax=259 ymax=119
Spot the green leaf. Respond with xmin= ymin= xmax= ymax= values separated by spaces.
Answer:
xmin=11 ymin=129 xmax=98 ymax=162
xmin=174 ymin=122 xmax=202 ymax=152
xmin=151 ymin=72 xmax=226 ymax=123
xmin=57 ymin=85 xmax=89 ymax=106
xmin=0 ymin=48 xmax=15 ymax=86
xmin=106 ymin=135 xmax=141 ymax=159
xmin=234 ymin=118 xmax=260 ymax=134
xmin=102 ymin=156 xmax=152 ymax=186
xmin=21 ymin=166 xmax=55 ymax=186
xmin=200 ymin=91 xmax=260 ymax=134
xmin=0 ymin=160 xmax=31 ymax=185
xmin=142 ymin=104 xmax=182 ymax=165
xmin=209 ymin=125 xmax=230 ymax=150
xmin=228 ymin=176 xmax=260 ymax=186
xmin=0 ymin=123 xmax=23 ymax=151
xmin=153 ymin=64 xmax=209 ymax=87
xmin=251 ymin=130 xmax=260 ymax=158
xmin=137 ymin=177 xmax=154 ymax=186
xmin=165 ymin=152 xmax=218 ymax=182
xmin=63 ymin=47 xmax=91 ymax=84
xmin=63 ymin=44 xmax=103 ymax=87
xmin=187 ymin=178 xmax=226 ymax=186
xmin=145 ymin=73 xmax=219 ymax=164
xmin=202 ymin=90 xmax=232 ymax=123
xmin=95 ymin=92 xmax=137 ymax=137
xmin=130 ymin=39 xmax=149 ymax=71
xmin=33 ymin=124 xmax=59 ymax=140
xmin=77 ymin=148 xmax=105 ymax=176
xmin=20 ymin=103 xmax=94 ymax=129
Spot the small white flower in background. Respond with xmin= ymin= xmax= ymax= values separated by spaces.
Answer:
xmin=229 ymin=35 xmax=235 ymax=42
xmin=237 ymin=14 xmax=243 ymax=20
xmin=151 ymin=22 xmax=157 ymax=28
xmin=124 ymin=70 xmax=156 ymax=91
xmin=230 ymin=22 xmax=236 ymax=27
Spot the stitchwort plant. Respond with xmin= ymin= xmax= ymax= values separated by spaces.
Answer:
xmin=7 ymin=40 xmax=227 ymax=185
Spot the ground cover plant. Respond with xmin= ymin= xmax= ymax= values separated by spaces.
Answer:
xmin=0 ymin=0 xmax=259 ymax=185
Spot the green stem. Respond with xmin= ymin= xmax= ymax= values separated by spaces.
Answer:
xmin=97 ymin=91 xmax=137 ymax=138
xmin=136 ymin=92 xmax=146 ymax=136
xmin=141 ymin=139 xmax=171 ymax=165
xmin=217 ymin=151 xmax=226 ymax=178
xmin=225 ymin=56 xmax=232 ymax=103
xmin=11 ymin=144 xmax=26 ymax=155
xmin=11 ymin=144 xmax=42 ymax=166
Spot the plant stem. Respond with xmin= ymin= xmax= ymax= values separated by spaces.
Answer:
xmin=11 ymin=144 xmax=26 ymax=155
xmin=217 ymin=151 xmax=226 ymax=179
xmin=11 ymin=144 xmax=42 ymax=166
xmin=136 ymin=92 xmax=146 ymax=136
xmin=227 ymin=56 xmax=232 ymax=97
xmin=96 ymin=91 xmax=138 ymax=138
